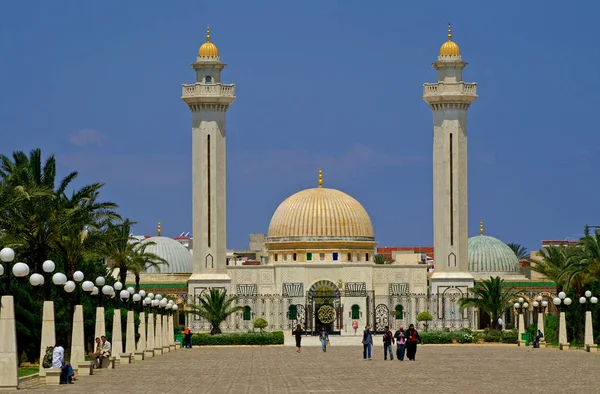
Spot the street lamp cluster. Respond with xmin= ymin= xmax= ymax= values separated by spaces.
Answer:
xmin=0 ymin=247 xmax=182 ymax=389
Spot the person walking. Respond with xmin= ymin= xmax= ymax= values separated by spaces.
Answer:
xmin=362 ymin=324 xmax=373 ymax=360
xmin=319 ymin=326 xmax=329 ymax=352
xmin=405 ymin=324 xmax=422 ymax=361
xmin=382 ymin=326 xmax=394 ymax=360
xmin=293 ymin=324 xmax=303 ymax=353
xmin=352 ymin=320 xmax=359 ymax=335
xmin=393 ymin=326 xmax=407 ymax=361
xmin=183 ymin=327 xmax=192 ymax=348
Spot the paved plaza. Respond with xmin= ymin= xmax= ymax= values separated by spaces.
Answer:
xmin=24 ymin=345 xmax=600 ymax=393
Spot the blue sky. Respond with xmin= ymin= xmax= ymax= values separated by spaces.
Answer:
xmin=1 ymin=1 xmax=598 ymax=252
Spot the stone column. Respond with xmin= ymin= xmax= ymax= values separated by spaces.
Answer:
xmin=125 ymin=310 xmax=135 ymax=355
xmin=559 ymin=311 xmax=569 ymax=350
xmin=145 ymin=312 xmax=155 ymax=358
xmin=169 ymin=314 xmax=174 ymax=346
xmin=0 ymin=296 xmax=18 ymax=390
xmin=537 ymin=311 xmax=545 ymax=344
xmin=70 ymin=305 xmax=85 ymax=372
xmin=137 ymin=311 xmax=146 ymax=352
xmin=517 ymin=313 xmax=525 ymax=346
xmin=162 ymin=315 xmax=170 ymax=352
xmin=94 ymin=307 xmax=105 ymax=340
xmin=112 ymin=309 xmax=123 ymax=356
xmin=584 ymin=310 xmax=596 ymax=351
xmin=39 ymin=301 xmax=56 ymax=377
xmin=155 ymin=313 xmax=162 ymax=349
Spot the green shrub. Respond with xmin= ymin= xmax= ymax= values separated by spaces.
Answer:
xmin=191 ymin=331 xmax=284 ymax=346
xmin=420 ymin=331 xmax=453 ymax=344
xmin=544 ymin=315 xmax=558 ymax=345
xmin=526 ymin=324 xmax=538 ymax=336
xmin=457 ymin=333 xmax=474 ymax=344
xmin=417 ymin=311 xmax=433 ymax=331
xmin=501 ymin=329 xmax=518 ymax=344
xmin=253 ymin=318 xmax=268 ymax=332
xmin=484 ymin=330 xmax=502 ymax=342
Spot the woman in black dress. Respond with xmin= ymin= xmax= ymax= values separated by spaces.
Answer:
xmin=405 ymin=324 xmax=422 ymax=361
xmin=293 ymin=324 xmax=303 ymax=353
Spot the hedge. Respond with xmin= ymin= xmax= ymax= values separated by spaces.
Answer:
xmin=191 ymin=331 xmax=284 ymax=346
xmin=419 ymin=329 xmax=518 ymax=344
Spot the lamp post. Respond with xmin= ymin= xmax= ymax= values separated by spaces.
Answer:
xmin=514 ymin=297 xmax=529 ymax=346
xmin=0 ymin=247 xmax=16 ymax=292
xmin=144 ymin=294 xmax=155 ymax=358
xmin=172 ymin=304 xmax=179 ymax=348
xmin=0 ymin=247 xmax=19 ymax=389
xmin=579 ymin=291 xmax=598 ymax=352
xmin=532 ymin=296 xmax=548 ymax=346
xmin=553 ymin=292 xmax=572 ymax=350
xmin=153 ymin=297 xmax=163 ymax=353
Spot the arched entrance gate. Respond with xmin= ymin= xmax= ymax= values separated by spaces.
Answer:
xmin=306 ymin=280 xmax=342 ymax=334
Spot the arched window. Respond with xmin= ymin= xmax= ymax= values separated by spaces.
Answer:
xmin=351 ymin=304 xmax=360 ymax=320
xmin=394 ymin=304 xmax=404 ymax=320
xmin=243 ymin=306 xmax=252 ymax=321
xmin=288 ymin=305 xmax=298 ymax=320
xmin=205 ymin=75 xmax=213 ymax=84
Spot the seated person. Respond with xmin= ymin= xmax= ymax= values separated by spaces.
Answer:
xmin=51 ymin=343 xmax=74 ymax=384
xmin=91 ymin=337 xmax=102 ymax=369
xmin=99 ymin=335 xmax=112 ymax=368
xmin=532 ymin=330 xmax=544 ymax=348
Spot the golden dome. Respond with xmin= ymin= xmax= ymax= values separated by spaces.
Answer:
xmin=267 ymin=186 xmax=374 ymax=240
xmin=198 ymin=26 xmax=219 ymax=57
xmin=439 ymin=23 xmax=460 ymax=56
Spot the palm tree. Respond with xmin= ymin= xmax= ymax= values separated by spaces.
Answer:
xmin=93 ymin=219 xmax=141 ymax=286
xmin=128 ymin=242 xmax=169 ymax=292
xmin=458 ymin=276 xmax=519 ymax=330
xmin=374 ymin=254 xmax=394 ymax=265
xmin=187 ymin=289 xmax=244 ymax=335
xmin=507 ymin=243 xmax=529 ymax=261
xmin=528 ymin=245 xmax=573 ymax=293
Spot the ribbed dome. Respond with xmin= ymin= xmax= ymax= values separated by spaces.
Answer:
xmin=141 ymin=236 xmax=193 ymax=274
xmin=439 ymin=24 xmax=461 ymax=56
xmin=267 ymin=187 xmax=374 ymax=241
xmin=468 ymin=235 xmax=519 ymax=273
xmin=198 ymin=26 xmax=219 ymax=57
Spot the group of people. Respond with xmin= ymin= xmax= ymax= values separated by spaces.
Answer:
xmin=293 ymin=323 xmax=423 ymax=361
xmin=363 ymin=324 xmax=422 ymax=361
xmin=91 ymin=336 xmax=112 ymax=369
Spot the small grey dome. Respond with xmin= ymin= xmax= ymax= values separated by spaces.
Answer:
xmin=140 ymin=236 xmax=192 ymax=274
xmin=468 ymin=235 xmax=520 ymax=273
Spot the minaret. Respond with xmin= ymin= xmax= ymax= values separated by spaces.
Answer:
xmin=182 ymin=27 xmax=236 ymax=293
xmin=423 ymin=24 xmax=477 ymax=295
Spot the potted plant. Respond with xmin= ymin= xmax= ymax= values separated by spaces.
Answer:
xmin=416 ymin=311 xmax=433 ymax=332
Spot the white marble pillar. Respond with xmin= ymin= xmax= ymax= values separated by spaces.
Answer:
xmin=39 ymin=301 xmax=56 ymax=377
xmin=70 ymin=305 xmax=85 ymax=372
xmin=112 ymin=309 xmax=123 ymax=356
xmin=585 ymin=311 xmax=595 ymax=347
xmin=559 ymin=311 xmax=569 ymax=349
xmin=169 ymin=315 xmax=174 ymax=345
xmin=517 ymin=313 xmax=525 ymax=346
xmin=155 ymin=314 xmax=162 ymax=348
xmin=94 ymin=307 xmax=105 ymax=340
xmin=537 ymin=312 xmax=545 ymax=342
xmin=0 ymin=296 xmax=18 ymax=390
xmin=125 ymin=310 xmax=135 ymax=354
xmin=137 ymin=311 xmax=146 ymax=352
xmin=146 ymin=312 xmax=155 ymax=350
xmin=161 ymin=315 xmax=169 ymax=352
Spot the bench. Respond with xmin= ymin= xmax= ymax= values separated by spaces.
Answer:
xmin=44 ymin=368 xmax=62 ymax=385
xmin=586 ymin=344 xmax=597 ymax=352
xmin=175 ymin=341 xmax=181 ymax=350
xmin=154 ymin=348 xmax=163 ymax=355
xmin=559 ymin=343 xmax=570 ymax=351
xmin=169 ymin=344 xmax=176 ymax=351
xmin=100 ymin=356 xmax=117 ymax=369
xmin=133 ymin=351 xmax=145 ymax=361
xmin=77 ymin=361 xmax=94 ymax=376
xmin=162 ymin=346 xmax=171 ymax=353
xmin=119 ymin=353 xmax=133 ymax=364
xmin=144 ymin=349 xmax=155 ymax=359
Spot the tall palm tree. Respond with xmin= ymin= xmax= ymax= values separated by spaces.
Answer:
xmin=187 ymin=289 xmax=243 ymax=335
xmin=507 ymin=243 xmax=529 ymax=261
xmin=93 ymin=219 xmax=141 ymax=286
xmin=128 ymin=242 xmax=169 ymax=292
xmin=528 ymin=246 xmax=572 ymax=293
xmin=458 ymin=276 xmax=519 ymax=330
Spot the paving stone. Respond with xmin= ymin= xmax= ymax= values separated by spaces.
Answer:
xmin=21 ymin=345 xmax=600 ymax=393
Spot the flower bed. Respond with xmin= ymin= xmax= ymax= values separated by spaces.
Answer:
xmin=191 ymin=331 xmax=284 ymax=346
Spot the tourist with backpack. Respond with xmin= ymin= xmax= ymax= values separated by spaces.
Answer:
xmin=382 ymin=326 xmax=394 ymax=360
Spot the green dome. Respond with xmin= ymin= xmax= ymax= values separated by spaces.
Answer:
xmin=468 ymin=235 xmax=520 ymax=273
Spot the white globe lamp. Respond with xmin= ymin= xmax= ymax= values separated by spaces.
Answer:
xmin=0 ymin=248 xmax=15 ymax=263
xmin=29 ymin=273 xmax=44 ymax=287
xmin=12 ymin=262 xmax=29 ymax=278
xmin=42 ymin=260 xmax=56 ymax=273
xmin=64 ymin=281 xmax=76 ymax=293
xmin=73 ymin=271 xmax=84 ymax=282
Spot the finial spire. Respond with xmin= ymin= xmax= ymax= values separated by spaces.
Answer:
xmin=158 ymin=221 xmax=162 ymax=236
xmin=479 ymin=220 xmax=484 ymax=236
xmin=318 ymin=168 xmax=323 ymax=188
xmin=448 ymin=23 xmax=452 ymax=41
xmin=206 ymin=26 xmax=211 ymax=42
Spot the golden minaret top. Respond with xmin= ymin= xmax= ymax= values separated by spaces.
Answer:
xmin=318 ymin=169 xmax=323 ymax=188
xmin=439 ymin=23 xmax=461 ymax=56
xmin=157 ymin=221 xmax=162 ymax=236
xmin=198 ymin=26 xmax=219 ymax=57
xmin=479 ymin=221 xmax=484 ymax=236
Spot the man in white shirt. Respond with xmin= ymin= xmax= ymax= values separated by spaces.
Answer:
xmin=51 ymin=344 xmax=75 ymax=384
xmin=99 ymin=336 xmax=112 ymax=368
xmin=498 ymin=317 xmax=504 ymax=330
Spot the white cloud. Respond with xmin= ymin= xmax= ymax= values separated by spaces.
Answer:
xmin=68 ymin=129 xmax=108 ymax=146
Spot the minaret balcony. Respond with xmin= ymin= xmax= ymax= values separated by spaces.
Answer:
xmin=423 ymin=82 xmax=477 ymax=104
xmin=181 ymin=83 xmax=236 ymax=105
